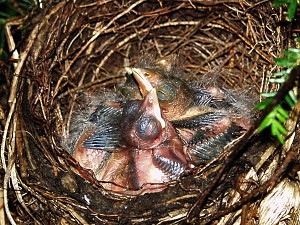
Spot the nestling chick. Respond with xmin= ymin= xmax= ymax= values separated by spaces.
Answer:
xmin=65 ymin=54 xmax=255 ymax=195
xmin=68 ymin=88 xmax=193 ymax=195
xmin=125 ymin=54 xmax=255 ymax=164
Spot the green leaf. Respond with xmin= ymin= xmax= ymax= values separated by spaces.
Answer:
xmin=283 ymin=49 xmax=299 ymax=59
xmin=269 ymin=110 xmax=278 ymax=118
xmin=272 ymin=0 xmax=289 ymax=6
xmin=256 ymin=98 xmax=273 ymax=110
xmin=276 ymin=132 xmax=285 ymax=144
xmin=285 ymin=94 xmax=295 ymax=107
xmin=0 ymin=11 xmax=11 ymax=18
xmin=271 ymin=121 xmax=279 ymax=136
xmin=288 ymin=90 xmax=298 ymax=103
xmin=273 ymin=71 xmax=289 ymax=77
xmin=276 ymin=112 xmax=288 ymax=123
xmin=271 ymin=120 xmax=287 ymax=144
xmin=287 ymin=0 xmax=298 ymax=21
xmin=274 ymin=57 xmax=295 ymax=67
xmin=276 ymin=105 xmax=289 ymax=118
xmin=258 ymin=116 xmax=273 ymax=133
xmin=274 ymin=120 xmax=287 ymax=135
xmin=261 ymin=92 xmax=277 ymax=98
xmin=269 ymin=77 xmax=286 ymax=83
xmin=287 ymin=48 xmax=300 ymax=54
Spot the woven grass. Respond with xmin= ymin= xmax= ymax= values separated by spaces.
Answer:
xmin=1 ymin=0 xmax=299 ymax=224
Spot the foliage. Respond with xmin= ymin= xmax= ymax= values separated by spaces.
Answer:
xmin=257 ymin=46 xmax=300 ymax=143
xmin=273 ymin=0 xmax=300 ymax=21
xmin=256 ymin=1 xmax=299 ymax=143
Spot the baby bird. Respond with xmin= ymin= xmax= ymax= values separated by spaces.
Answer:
xmin=71 ymin=87 xmax=193 ymax=194
xmin=67 ymin=54 xmax=254 ymax=195
xmin=125 ymin=55 xmax=253 ymax=164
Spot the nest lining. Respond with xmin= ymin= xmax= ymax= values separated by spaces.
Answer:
xmin=1 ymin=0 xmax=300 ymax=224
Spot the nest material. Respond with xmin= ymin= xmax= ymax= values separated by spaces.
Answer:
xmin=1 ymin=0 xmax=300 ymax=224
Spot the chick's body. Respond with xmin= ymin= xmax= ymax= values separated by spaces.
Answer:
xmin=71 ymin=89 xmax=191 ymax=194
xmin=66 ymin=54 xmax=255 ymax=195
xmin=125 ymin=54 xmax=254 ymax=165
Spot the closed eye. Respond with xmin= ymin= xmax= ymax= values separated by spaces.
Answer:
xmin=136 ymin=116 xmax=162 ymax=141
xmin=157 ymin=83 xmax=176 ymax=104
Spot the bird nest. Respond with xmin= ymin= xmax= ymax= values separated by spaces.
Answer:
xmin=2 ymin=0 xmax=300 ymax=224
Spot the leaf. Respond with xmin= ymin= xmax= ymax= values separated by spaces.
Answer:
xmin=285 ymin=95 xmax=295 ymax=107
xmin=283 ymin=49 xmax=299 ymax=59
xmin=269 ymin=77 xmax=286 ymax=83
xmin=258 ymin=116 xmax=273 ymax=133
xmin=271 ymin=120 xmax=279 ymax=136
xmin=0 ymin=18 xmax=6 ymax=24
xmin=271 ymin=120 xmax=287 ymax=144
xmin=261 ymin=92 xmax=277 ymax=98
xmin=0 ymin=11 xmax=11 ymax=18
xmin=276 ymin=105 xmax=289 ymax=118
xmin=274 ymin=120 xmax=287 ymax=135
xmin=272 ymin=0 xmax=289 ymax=6
xmin=288 ymin=90 xmax=298 ymax=103
xmin=273 ymin=71 xmax=289 ymax=77
xmin=276 ymin=132 xmax=285 ymax=144
xmin=287 ymin=48 xmax=300 ymax=54
xmin=287 ymin=0 xmax=298 ymax=21
xmin=256 ymin=98 xmax=273 ymax=110
xmin=276 ymin=112 xmax=288 ymax=123
xmin=274 ymin=57 xmax=295 ymax=67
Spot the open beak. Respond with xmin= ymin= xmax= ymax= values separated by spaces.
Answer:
xmin=141 ymin=88 xmax=166 ymax=128
xmin=126 ymin=67 xmax=153 ymax=97
xmin=126 ymin=66 xmax=165 ymax=129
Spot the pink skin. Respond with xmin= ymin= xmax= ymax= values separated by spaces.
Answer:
xmin=72 ymin=68 xmax=251 ymax=194
xmin=73 ymin=130 xmax=107 ymax=172
xmin=72 ymin=89 xmax=190 ymax=195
